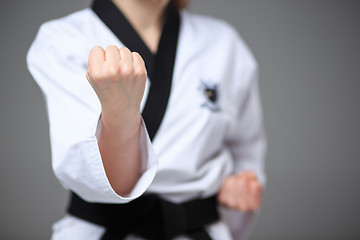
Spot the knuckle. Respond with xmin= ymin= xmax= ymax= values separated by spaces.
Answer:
xmin=121 ymin=64 xmax=133 ymax=77
xmin=132 ymin=51 xmax=142 ymax=60
xmin=107 ymin=64 xmax=120 ymax=77
xmin=234 ymin=178 xmax=243 ymax=187
xmin=106 ymin=45 xmax=118 ymax=51
xmin=119 ymin=47 xmax=131 ymax=54
xmin=134 ymin=66 xmax=147 ymax=78
xmin=120 ymin=46 xmax=129 ymax=51
xmin=91 ymin=46 xmax=103 ymax=54
xmin=228 ymin=176 xmax=236 ymax=185
xmin=132 ymin=51 xmax=140 ymax=57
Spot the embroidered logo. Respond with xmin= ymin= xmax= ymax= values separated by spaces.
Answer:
xmin=199 ymin=80 xmax=221 ymax=112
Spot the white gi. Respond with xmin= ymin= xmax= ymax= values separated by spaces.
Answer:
xmin=27 ymin=3 xmax=266 ymax=240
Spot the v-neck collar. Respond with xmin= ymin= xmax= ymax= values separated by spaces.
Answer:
xmin=91 ymin=0 xmax=179 ymax=81
xmin=91 ymin=0 xmax=181 ymax=141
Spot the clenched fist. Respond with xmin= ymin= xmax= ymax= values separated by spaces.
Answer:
xmin=218 ymin=171 xmax=263 ymax=212
xmin=86 ymin=45 xmax=147 ymax=119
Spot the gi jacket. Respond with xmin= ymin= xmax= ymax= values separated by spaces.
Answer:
xmin=27 ymin=1 xmax=266 ymax=239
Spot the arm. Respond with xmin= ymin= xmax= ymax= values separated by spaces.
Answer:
xmin=27 ymin=23 xmax=157 ymax=202
xmin=218 ymin=65 xmax=266 ymax=212
xmin=87 ymin=46 xmax=147 ymax=196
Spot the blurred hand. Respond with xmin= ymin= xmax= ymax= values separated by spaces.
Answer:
xmin=86 ymin=45 xmax=147 ymax=121
xmin=218 ymin=170 xmax=263 ymax=212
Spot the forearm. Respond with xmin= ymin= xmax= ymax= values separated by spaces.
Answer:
xmin=98 ymin=110 xmax=142 ymax=196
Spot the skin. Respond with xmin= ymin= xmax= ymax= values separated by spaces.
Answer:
xmin=87 ymin=46 xmax=147 ymax=196
xmin=218 ymin=171 xmax=263 ymax=212
xmin=111 ymin=0 xmax=169 ymax=53
xmin=88 ymin=0 xmax=263 ymax=211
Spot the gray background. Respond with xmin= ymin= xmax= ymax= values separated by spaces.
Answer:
xmin=1 ymin=0 xmax=359 ymax=239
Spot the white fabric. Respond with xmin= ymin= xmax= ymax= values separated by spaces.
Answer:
xmin=27 ymin=8 xmax=266 ymax=240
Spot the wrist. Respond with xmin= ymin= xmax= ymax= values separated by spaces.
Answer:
xmin=101 ymin=108 xmax=141 ymax=133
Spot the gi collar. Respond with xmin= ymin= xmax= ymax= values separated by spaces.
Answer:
xmin=91 ymin=0 xmax=181 ymax=141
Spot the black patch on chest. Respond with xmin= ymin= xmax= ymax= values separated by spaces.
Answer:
xmin=199 ymin=81 xmax=221 ymax=112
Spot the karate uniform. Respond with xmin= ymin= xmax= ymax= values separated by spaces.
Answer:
xmin=27 ymin=0 xmax=266 ymax=239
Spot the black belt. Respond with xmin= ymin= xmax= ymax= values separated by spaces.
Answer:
xmin=68 ymin=192 xmax=219 ymax=240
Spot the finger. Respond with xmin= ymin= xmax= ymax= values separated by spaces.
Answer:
xmin=244 ymin=177 xmax=253 ymax=211
xmin=238 ymin=170 xmax=257 ymax=181
xmin=119 ymin=47 xmax=133 ymax=65
xmin=132 ymin=52 xmax=145 ymax=67
xmin=132 ymin=52 xmax=147 ymax=78
xmin=252 ymin=181 xmax=263 ymax=210
xmin=237 ymin=171 xmax=246 ymax=177
xmin=218 ymin=190 xmax=235 ymax=208
xmin=236 ymin=177 xmax=248 ymax=212
xmin=88 ymin=46 xmax=105 ymax=72
xmin=227 ymin=177 xmax=240 ymax=209
xmin=248 ymin=179 xmax=258 ymax=210
xmin=105 ymin=45 xmax=121 ymax=63
xmin=246 ymin=171 xmax=258 ymax=181
xmin=218 ymin=176 xmax=236 ymax=209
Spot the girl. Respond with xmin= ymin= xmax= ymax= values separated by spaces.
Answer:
xmin=27 ymin=0 xmax=266 ymax=239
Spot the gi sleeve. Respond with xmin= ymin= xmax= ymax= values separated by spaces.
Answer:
xmin=225 ymin=61 xmax=267 ymax=186
xmin=26 ymin=22 xmax=158 ymax=203
xmin=221 ymin=49 xmax=267 ymax=240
